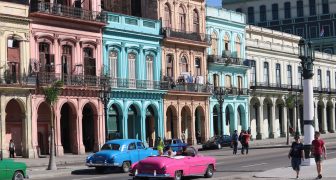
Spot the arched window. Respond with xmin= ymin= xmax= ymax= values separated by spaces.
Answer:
xmin=146 ymin=55 xmax=154 ymax=82
xmin=166 ymin=54 xmax=173 ymax=78
xmin=235 ymin=36 xmax=241 ymax=58
xmin=225 ymin=75 xmax=232 ymax=88
xmin=211 ymin=32 xmax=218 ymax=55
xmin=223 ymin=34 xmax=230 ymax=51
xmin=193 ymin=9 xmax=199 ymax=33
xmin=83 ymin=47 xmax=95 ymax=76
xmin=39 ymin=42 xmax=54 ymax=72
xmin=178 ymin=6 xmax=186 ymax=31
xmin=180 ymin=56 xmax=188 ymax=73
xmin=128 ymin=53 xmax=136 ymax=88
xmin=164 ymin=3 xmax=172 ymax=28
xmin=109 ymin=50 xmax=118 ymax=79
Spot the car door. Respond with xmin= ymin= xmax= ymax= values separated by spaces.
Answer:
xmin=127 ymin=142 xmax=138 ymax=163
xmin=0 ymin=159 xmax=9 ymax=180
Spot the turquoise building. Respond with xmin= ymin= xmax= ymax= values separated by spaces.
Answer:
xmin=206 ymin=7 xmax=250 ymax=136
xmin=103 ymin=13 xmax=165 ymax=147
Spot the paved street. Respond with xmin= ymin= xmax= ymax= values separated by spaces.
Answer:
xmin=30 ymin=139 xmax=336 ymax=180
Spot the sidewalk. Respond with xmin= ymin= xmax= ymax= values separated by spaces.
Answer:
xmin=254 ymin=158 xmax=336 ymax=179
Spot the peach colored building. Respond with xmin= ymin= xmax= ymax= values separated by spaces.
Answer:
xmin=29 ymin=0 xmax=106 ymax=157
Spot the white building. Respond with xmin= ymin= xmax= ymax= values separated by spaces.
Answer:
xmin=246 ymin=25 xmax=336 ymax=139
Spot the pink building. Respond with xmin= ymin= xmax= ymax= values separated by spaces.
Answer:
xmin=29 ymin=0 xmax=106 ymax=157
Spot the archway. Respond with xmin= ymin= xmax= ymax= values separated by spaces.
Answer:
xmin=225 ymin=105 xmax=234 ymax=135
xmin=5 ymin=99 xmax=25 ymax=156
xmin=166 ymin=106 xmax=177 ymax=139
xmin=145 ymin=105 xmax=157 ymax=147
xmin=82 ymin=104 xmax=95 ymax=152
xmin=237 ymin=105 xmax=246 ymax=130
xmin=195 ymin=106 xmax=205 ymax=144
xmin=127 ymin=105 xmax=141 ymax=139
xmin=107 ymin=104 xmax=122 ymax=139
xmin=212 ymin=105 xmax=221 ymax=135
xmin=37 ymin=102 xmax=51 ymax=155
xmin=181 ymin=106 xmax=191 ymax=144
xmin=317 ymin=102 xmax=324 ymax=133
xmin=60 ymin=103 xmax=76 ymax=153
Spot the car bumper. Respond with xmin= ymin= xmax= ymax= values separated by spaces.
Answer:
xmin=131 ymin=173 xmax=171 ymax=178
xmin=86 ymin=162 xmax=120 ymax=167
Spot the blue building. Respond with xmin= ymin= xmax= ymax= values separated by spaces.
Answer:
xmin=206 ymin=7 xmax=250 ymax=136
xmin=103 ymin=13 xmax=166 ymax=147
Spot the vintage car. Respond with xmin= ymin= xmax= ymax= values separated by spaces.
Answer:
xmin=130 ymin=147 xmax=216 ymax=180
xmin=202 ymin=135 xmax=232 ymax=150
xmin=164 ymin=139 xmax=187 ymax=152
xmin=86 ymin=139 xmax=158 ymax=173
xmin=0 ymin=154 xmax=28 ymax=180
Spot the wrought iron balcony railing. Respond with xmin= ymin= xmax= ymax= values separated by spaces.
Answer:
xmin=250 ymin=82 xmax=303 ymax=91
xmin=212 ymin=86 xmax=249 ymax=95
xmin=207 ymin=55 xmax=250 ymax=66
xmin=108 ymin=78 xmax=168 ymax=90
xmin=30 ymin=2 xmax=107 ymax=23
xmin=162 ymin=27 xmax=210 ymax=44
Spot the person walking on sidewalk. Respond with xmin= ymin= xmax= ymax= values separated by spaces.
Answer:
xmin=239 ymin=130 xmax=244 ymax=154
xmin=288 ymin=135 xmax=304 ymax=179
xmin=231 ymin=130 xmax=239 ymax=155
xmin=9 ymin=139 xmax=15 ymax=158
xmin=242 ymin=130 xmax=251 ymax=155
xmin=311 ymin=131 xmax=327 ymax=179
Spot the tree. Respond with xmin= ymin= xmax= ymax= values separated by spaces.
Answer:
xmin=43 ymin=80 xmax=63 ymax=170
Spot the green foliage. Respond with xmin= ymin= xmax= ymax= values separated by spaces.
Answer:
xmin=43 ymin=80 xmax=63 ymax=105
xmin=285 ymin=95 xmax=295 ymax=109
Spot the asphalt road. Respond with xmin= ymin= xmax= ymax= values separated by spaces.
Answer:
xmin=35 ymin=140 xmax=336 ymax=180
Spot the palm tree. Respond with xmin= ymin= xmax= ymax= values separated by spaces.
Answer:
xmin=43 ymin=80 xmax=63 ymax=170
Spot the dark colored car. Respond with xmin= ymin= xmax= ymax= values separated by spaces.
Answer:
xmin=164 ymin=139 xmax=187 ymax=152
xmin=202 ymin=135 xmax=232 ymax=150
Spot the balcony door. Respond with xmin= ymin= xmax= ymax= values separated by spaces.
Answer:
xmin=62 ymin=45 xmax=72 ymax=83
xmin=6 ymin=38 xmax=21 ymax=84
xmin=110 ymin=50 xmax=118 ymax=87
xmin=146 ymin=55 xmax=154 ymax=89
xmin=128 ymin=53 xmax=136 ymax=88
xmin=178 ymin=6 xmax=186 ymax=32
xmin=83 ymin=47 xmax=96 ymax=76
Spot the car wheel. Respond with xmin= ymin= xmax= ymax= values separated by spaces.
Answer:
xmin=174 ymin=170 xmax=183 ymax=180
xmin=204 ymin=165 xmax=214 ymax=178
xmin=95 ymin=167 xmax=106 ymax=173
xmin=12 ymin=171 xmax=24 ymax=180
xmin=121 ymin=161 xmax=131 ymax=173
xmin=217 ymin=144 xmax=222 ymax=149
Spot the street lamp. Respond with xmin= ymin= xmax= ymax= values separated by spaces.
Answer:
xmin=99 ymin=76 xmax=111 ymax=141
xmin=214 ymin=87 xmax=228 ymax=135
xmin=298 ymin=38 xmax=315 ymax=166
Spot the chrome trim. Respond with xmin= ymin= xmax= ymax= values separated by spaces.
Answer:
xmin=86 ymin=163 xmax=119 ymax=167
xmin=135 ymin=173 xmax=170 ymax=178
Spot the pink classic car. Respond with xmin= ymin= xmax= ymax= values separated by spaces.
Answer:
xmin=130 ymin=147 xmax=216 ymax=180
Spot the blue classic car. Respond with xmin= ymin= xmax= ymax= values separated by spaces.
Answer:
xmin=164 ymin=139 xmax=187 ymax=152
xmin=86 ymin=139 xmax=157 ymax=173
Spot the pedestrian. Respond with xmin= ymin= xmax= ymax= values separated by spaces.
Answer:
xmin=231 ymin=130 xmax=239 ymax=155
xmin=156 ymin=137 xmax=164 ymax=155
xmin=239 ymin=130 xmax=245 ymax=154
xmin=288 ymin=135 xmax=304 ymax=179
xmin=242 ymin=130 xmax=251 ymax=155
xmin=9 ymin=139 xmax=15 ymax=158
xmin=311 ymin=131 xmax=327 ymax=179
xmin=181 ymin=131 xmax=186 ymax=143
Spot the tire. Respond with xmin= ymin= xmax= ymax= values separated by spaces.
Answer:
xmin=95 ymin=167 xmax=106 ymax=173
xmin=174 ymin=170 xmax=183 ymax=180
xmin=204 ymin=165 xmax=214 ymax=178
xmin=12 ymin=171 xmax=24 ymax=180
xmin=121 ymin=161 xmax=131 ymax=173
xmin=217 ymin=144 xmax=222 ymax=149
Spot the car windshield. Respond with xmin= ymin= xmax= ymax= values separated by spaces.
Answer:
xmin=101 ymin=143 xmax=120 ymax=151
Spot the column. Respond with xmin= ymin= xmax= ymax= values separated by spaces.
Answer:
xmin=141 ymin=109 xmax=147 ymax=146
xmin=321 ymin=101 xmax=327 ymax=134
xmin=190 ymin=111 xmax=196 ymax=145
xmin=25 ymin=95 xmax=35 ymax=158
xmin=269 ymin=103 xmax=276 ymax=138
xmin=282 ymin=106 xmax=288 ymax=137
xmin=330 ymin=103 xmax=335 ymax=133
xmin=77 ymin=111 xmax=85 ymax=155
xmin=54 ymin=107 xmax=64 ymax=156
xmin=256 ymin=103 xmax=264 ymax=139
xmin=293 ymin=105 xmax=297 ymax=133
xmin=123 ymin=107 xmax=128 ymax=139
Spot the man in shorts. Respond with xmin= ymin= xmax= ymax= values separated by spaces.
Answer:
xmin=311 ymin=131 xmax=327 ymax=179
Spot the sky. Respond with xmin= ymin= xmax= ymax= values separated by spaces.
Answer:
xmin=207 ymin=0 xmax=221 ymax=7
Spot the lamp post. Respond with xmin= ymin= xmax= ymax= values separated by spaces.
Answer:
xmin=214 ymin=87 xmax=228 ymax=135
xmin=99 ymin=76 xmax=111 ymax=141
xmin=298 ymin=38 xmax=315 ymax=166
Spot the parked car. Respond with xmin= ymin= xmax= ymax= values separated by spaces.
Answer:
xmin=86 ymin=139 xmax=158 ymax=173
xmin=164 ymin=139 xmax=187 ymax=152
xmin=202 ymin=135 xmax=232 ymax=150
xmin=0 ymin=154 xmax=28 ymax=180
xmin=130 ymin=147 xmax=216 ymax=180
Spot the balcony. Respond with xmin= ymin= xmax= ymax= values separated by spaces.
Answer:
xmin=108 ymin=78 xmax=167 ymax=90
xmin=30 ymin=2 xmax=107 ymax=23
xmin=207 ymin=55 xmax=250 ymax=66
xmin=250 ymin=82 xmax=304 ymax=91
xmin=162 ymin=28 xmax=210 ymax=45
xmin=212 ymin=86 xmax=249 ymax=96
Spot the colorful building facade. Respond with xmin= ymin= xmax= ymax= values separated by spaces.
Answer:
xmin=102 ymin=12 xmax=165 ymax=147
xmin=206 ymin=7 xmax=249 ymax=136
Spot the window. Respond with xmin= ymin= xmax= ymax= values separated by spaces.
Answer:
xmin=297 ymin=0 xmax=304 ymax=17
xmin=101 ymin=143 xmax=120 ymax=151
xmin=178 ymin=6 xmax=186 ymax=31
xmin=322 ymin=0 xmax=329 ymax=14
xmin=263 ymin=62 xmax=269 ymax=85
xmin=309 ymin=0 xmax=316 ymax=16
xmin=310 ymin=26 xmax=317 ymax=38
xmin=237 ymin=76 xmax=243 ymax=90
xmin=322 ymin=25 xmax=330 ymax=37
xmin=164 ymin=4 xmax=171 ymax=27
xmin=61 ymin=45 xmax=72 ymax=76
xmin=326 ymin=70 xmax=331 ymax=91
xmin=146 ymin=55 xmax=154 ymax=82
xmin=180 ymin=56 xmax=188 ymax=73
xmin=235 ymin=36 xmax=241 ymax=58
xmin=110 ymin=51 xmax=118 ymax=79
xmin=248 ymin=7 xmax=254 ymax=23
xmin=193 ymin=9 xmax=199 ymax=33
xmin=284 ymin=2 xmax=291 ymax=19
xmin=287 ymin=65 xmax=292 ymax=87
xmin=211 ymin=32 xmax=218 ymax=55
xmin=276 ymin=63 xmax=281 ymax=87
xmin=223 ymin=34 xmax=230 ymax=52
xmin=298 ymin=67 xmax=303 ymax=88
xmin=250 ymin=60 xmax=256 ymax=86
xmin=194 ymin=58 xmax=201 ymax=76
xmin=236 ymin=8 xmax=242 ymax=13
xmin=128 ymin=143 xmax=136 ymax=150
xmin=128 ymin=53 xmax=136 ymax=88
xmin=260 ymin=5 xmax=266 ymax=22
xmin=136 ymin=142 xmax=145 ymax=149
xmin=296 ymin=28 xmax=305 ymax=37
xmin=166 ymin=54 xmax=173 ymax=77
xmin=83 ymin=47 xmax=96 ymax=76
xmin=213 ymin=74 xmax=219 ymax=88
xmin=39 ymin=42 xmax=54 ymax=72
xmin=317 ymin=69 xmax=322 ymax=91
xmin=272 ymin=3 xmax=278 ymax=20
xmin=225 ymin=75 xmax=232 ymax=88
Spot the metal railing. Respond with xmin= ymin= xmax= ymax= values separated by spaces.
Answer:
xmin=109 ymin=78 xmax=167 ymax=90
xmin=212 ymin=86 xmax=249 ymax=95
xmin=30 ymin=2 xmax=107 ymax=23
xmin=250 ymin=82 xmax=303 ymax=91
xmin=162 ymin=27 xmax=210 ymax=44
xmin=207 ymin=55 xmax=250 ymax=66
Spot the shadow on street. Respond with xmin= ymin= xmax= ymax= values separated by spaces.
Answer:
xmin=71 ymin=167 xmax=123 ymax=175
